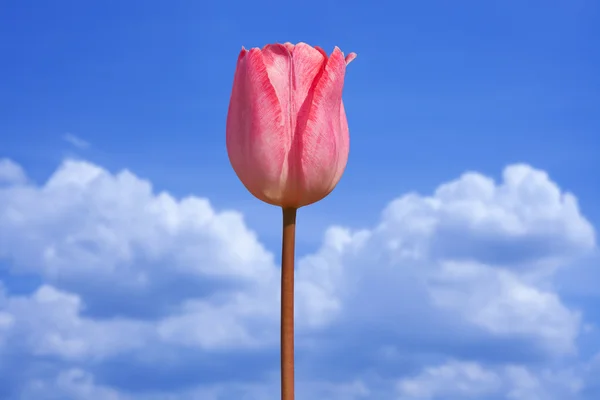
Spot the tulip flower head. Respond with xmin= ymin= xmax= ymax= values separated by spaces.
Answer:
xmin=226 ymin=42 xmax=356 ymax=208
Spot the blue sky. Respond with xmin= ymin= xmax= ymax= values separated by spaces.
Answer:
xmin=1 ymin=0 xmax=599 ymax=399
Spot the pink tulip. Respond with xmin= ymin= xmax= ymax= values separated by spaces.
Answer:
xmin=225 ymin=42 xmax=356 ymax=400
xmin=226 ymin=42 xmax=356 ymax=208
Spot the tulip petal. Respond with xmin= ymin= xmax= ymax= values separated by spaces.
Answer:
xmin=226 ymin=48 xmax=289 ymax=205
xmin=226 ymin=49 xmax=250 ymax=184
xmin=291 ymin=43 xmax=327 ymax=120
xmin=292 ymin=47 xmax=348 ymax=206
xmin=260 ymin=43 xmax=326 ymax=207
xmin=283 ymin=42 xmax=295 ymax=52
xmin=345 ymin=52 xmax=357 ymax=65
xmin=329 ymin=100 xmax=350 ymax=192
xmin=261 ymin=44 xmax=294 ymax=147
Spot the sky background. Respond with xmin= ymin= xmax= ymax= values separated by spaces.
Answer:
xmin=1 ymin=0 xmax=599 ymax=399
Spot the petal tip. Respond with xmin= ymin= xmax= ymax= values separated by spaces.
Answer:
xmin=238 ymin=47 xmax=248 ymax=61
xmin=314 ymin=46 xmax=328 ymax=58
xmin=283 ymin=42 xmax=295 ymax=52
xmin=345 ymin=52 xmax=357 ymax=65
xmin=262 ymin=43 xmax=290 ymax=55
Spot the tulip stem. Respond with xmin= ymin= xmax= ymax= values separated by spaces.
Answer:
xmin=281 ymin=207 xmax=297 ymax=400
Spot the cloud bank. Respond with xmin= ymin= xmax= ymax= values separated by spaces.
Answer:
xmin=0 ymin=157 xmax=598 ymax=399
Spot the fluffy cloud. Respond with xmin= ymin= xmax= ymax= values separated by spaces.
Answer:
xmin=0 ymin=158 xmax=27 ymax=184
xmin=397 ymin=360 xmax=582 ymax=400
xmin=0 ymin=158 xmax=597 ymax=399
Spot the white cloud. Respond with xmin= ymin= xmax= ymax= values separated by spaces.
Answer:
xmin=63 ymin=133 xmax=90 ymax=149
xmin=295 ymin=165 xmax=592 ymax=356
xmin=397 ymin=360 xmax=583 ymax=399
xmin=0 ymin=158 xmax=26 ymax=184
xmin=2 ymin=285 xmax=147 ymax=361
xmin=427 ymin=261 xmax=580 ymax=355
xmin=390 ymin=165 xmax=594 ymax=269
xmin=397 ymin=361 xmax=501 ymax=399
xmin=19 ymin=370 xmax=371 ymax=400
xmin=0 ymin=158 xmax=596 ymax=399
xmin=21 ymin=369 xmax=122 ymax=400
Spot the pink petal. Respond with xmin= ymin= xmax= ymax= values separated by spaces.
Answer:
xmin=290 ymin=43 xmax=327 ymax=136
xmin=328 ymin=100 xmax=350 ymax=193
xmin=293 ymin=46 xmax=349 ymax=206
xmin=260 ymin=43 xmax=327 ymax=207
xmin=226 ymin=48 xmax=289 ymax=205
xmin=261 ymin=44 xmax=294 ymax=146
xmin=283 ymin=42 xmax=295 ymax=52
xmin=345 ymin=52 xmax=357 ymax=65
xmin=226 ymin=48 xmax=250 ymax=181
